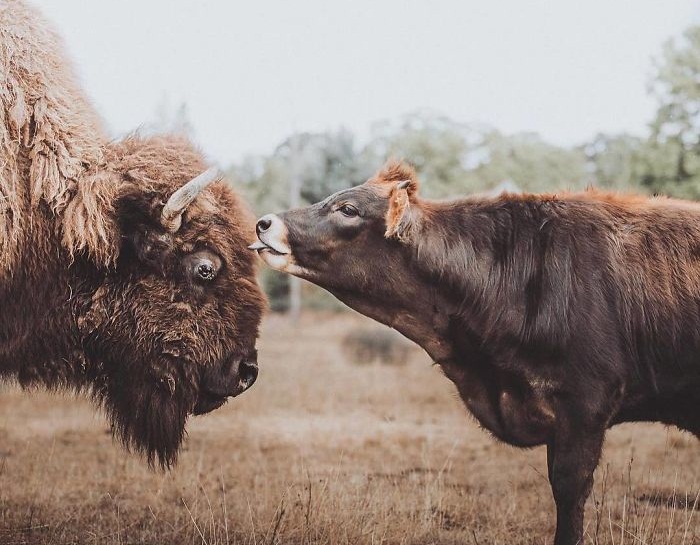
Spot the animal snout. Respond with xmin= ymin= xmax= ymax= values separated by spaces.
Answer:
xmin=249 ymin=214 xmax=292 ymax=257
xmin=193 ymin=354 xmax=258 ymax=415
xmin=256 ymin=215 xmax=274 ymax=234
xmin=201 ymin=354 xmax=258 ymax=396
xmin=238 ymin=359 xmax=258 ymax=391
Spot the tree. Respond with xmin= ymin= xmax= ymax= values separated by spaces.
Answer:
xmin=643 ymin=25 xmax=700 ymax=197
xmin=227 ymin=130 xmax=369 ymax=312
xmin=367 ymin=111 xmax=589 ymax=196
xmin=367 ymin=111 xmax=480 ymax=198
xmin=471 ymin=130 xmax=588 ymax=193
xmin=582 ymin=133 xmax=646 ymax=190
xmin=230 ymin=129 xmax=371 ymax=214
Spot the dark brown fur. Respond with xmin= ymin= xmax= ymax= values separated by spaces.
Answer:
xmin=2 ymin=135 xmax=265 ymax=468
xmin=0 ymin=0 xmax=266 ymax=469
xmin=255 ymin=160 xmax=700 ymax=545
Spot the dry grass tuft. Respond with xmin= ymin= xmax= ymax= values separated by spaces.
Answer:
xmin=341 ymin=327 xmax=411 ymax=366
xmin=0 ymin=312 xmax=698 ymax=544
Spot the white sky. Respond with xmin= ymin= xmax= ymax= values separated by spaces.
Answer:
xmin=32 ymin=0 xmax=700 ymax=167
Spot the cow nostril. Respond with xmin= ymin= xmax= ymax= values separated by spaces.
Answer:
xmin=239 ymin=360 xmax=258 ymax=389
xmin=256 ymin=217 xmax=272 ymax=234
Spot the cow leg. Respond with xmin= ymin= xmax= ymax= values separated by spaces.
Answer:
xmin=547 ymin=422 xmax=605 ymax=545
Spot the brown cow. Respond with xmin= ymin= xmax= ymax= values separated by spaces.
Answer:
xmin=251 ymin=160 xmax=700 ymax=545
xmin=0 ymin=0 xmax=265 ymax=468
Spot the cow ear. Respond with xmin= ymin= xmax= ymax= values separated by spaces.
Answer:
xmin=395 ymin=178 xmax=418 ymax=198
xmin=385 ymin=179 xmax=420 ymax=242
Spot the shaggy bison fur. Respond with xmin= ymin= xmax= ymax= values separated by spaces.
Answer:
xmin=0 ymin=0 xmax=265 ymax=468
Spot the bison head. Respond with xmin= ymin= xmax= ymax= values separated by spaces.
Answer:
xmin=71 ymin=136 xmax=265 ymax=468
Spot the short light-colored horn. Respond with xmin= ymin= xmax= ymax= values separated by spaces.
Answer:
xmin=161 ymin=167 xmax=220 ymax=232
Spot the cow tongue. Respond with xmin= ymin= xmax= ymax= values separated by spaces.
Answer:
xmin=248 ymin=239 xmax=290 ymax=255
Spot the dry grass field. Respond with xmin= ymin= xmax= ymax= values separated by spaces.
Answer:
xmin=0 ymin=312 xmax=698 ymax=545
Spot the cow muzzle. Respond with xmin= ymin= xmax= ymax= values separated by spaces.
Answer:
xmin=193 ymin=354 xmax=259 ymax=415
xmin=249 ymin=214 xmax=295 ymax=271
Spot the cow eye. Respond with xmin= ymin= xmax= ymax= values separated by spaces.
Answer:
xmin=338 ymin=204 xmax=359 ymax=218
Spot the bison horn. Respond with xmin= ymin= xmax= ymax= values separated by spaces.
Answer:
xmin=396 ymin=180 xmax=411 ymax=190
xmin=161 ymin=167 xmax=220 ymax=232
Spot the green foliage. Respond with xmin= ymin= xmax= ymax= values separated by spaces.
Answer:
xmin=260 ymin=269 xmax=290 ymax=312
xmin=228 ymin=24 xmax=700 ymax=312
xmin=470 ymin=130 xmax=589 ymax=193
xmin=367 ymin=112 xmax=478 ymax=197
xmin=367 ymin=113 xmax=590 ymax=196
xmin=643 ymin=26 xmax=700 ymax=197
xmin=228 ymin=130 xmax=374 ymax=216
xmin=583 ymin=133 xmax=646 ymax=190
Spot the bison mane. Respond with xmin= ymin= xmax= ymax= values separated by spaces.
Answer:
xmin=0 ymin=0 xmax=123 ymax=273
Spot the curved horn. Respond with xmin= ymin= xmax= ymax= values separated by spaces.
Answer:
xmin=161 ymin=167 xmax=220 ymax=232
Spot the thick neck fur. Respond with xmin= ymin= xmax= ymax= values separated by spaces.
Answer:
xmin=0 ymin=202 xmax=92 ymax=388
xmin=400 ymin=190 xmax=700 ymax=379
xmin=331 ymin=279 xmax=455 ymax=363
xmin=401 ymin=194 xmax=599 ymax=358
xmin=0 ymin=135 xmax=204 ymax=387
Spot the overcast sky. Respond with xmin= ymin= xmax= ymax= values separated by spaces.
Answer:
xmin=32 ymin=0 xmax=700 ymax=166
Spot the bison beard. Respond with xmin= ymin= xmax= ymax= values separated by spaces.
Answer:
xmin=98 ymin=370 xmax=191 ymax=469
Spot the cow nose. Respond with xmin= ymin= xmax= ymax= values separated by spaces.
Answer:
xmin=256 ymin=215 xmax=274 ymax=234
xmin=239 ymin=360 xmax=258 ymax=391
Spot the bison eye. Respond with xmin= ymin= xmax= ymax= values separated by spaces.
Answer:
xmin=184 ymin=251 xmax=222 ymax=284
xmin=338 ymin=204 xmax=359 ymax=218
xmin=197 ymin=262 xmax=216 ymax=281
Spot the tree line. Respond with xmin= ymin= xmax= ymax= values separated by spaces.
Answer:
xmin=226 ymin=25 xmax=700 ymax=311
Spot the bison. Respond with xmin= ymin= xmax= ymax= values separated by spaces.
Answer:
xmin=0 ymin=0 xmax=265 ymax=467
xmin=251 ymin=160 xmax=700 ymax=545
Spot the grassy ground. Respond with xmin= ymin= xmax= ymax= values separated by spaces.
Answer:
xmin=0 ymin=312 xmax=698 ymax=545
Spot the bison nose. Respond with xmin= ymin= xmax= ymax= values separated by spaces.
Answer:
xmin=239 ymin=360 xmax=258 ymax=392
xmin=256 ymin=215 xmax=274 ymax=234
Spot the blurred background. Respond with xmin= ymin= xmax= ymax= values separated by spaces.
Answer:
xmin=33 ymin=0 xmax=700 ymax=313
xmin=1 ymin=3 xmax=698 ymax=544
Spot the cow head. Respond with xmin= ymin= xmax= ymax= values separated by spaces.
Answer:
xmin=251 ymin=161 xmax=418 ymax=283
xmin=73 ymin=136 xmax=265 ymax=468
xmin=250 ymin=160 xmax=451 ymax=359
